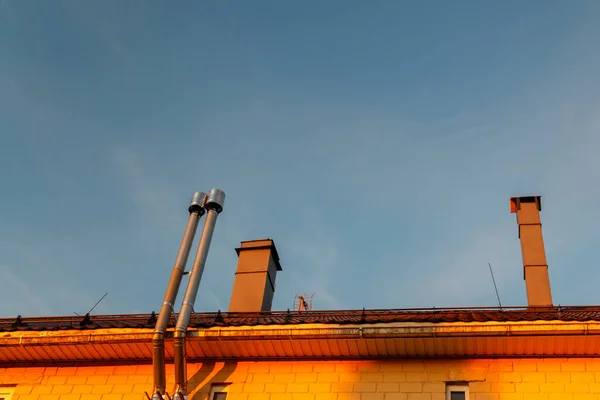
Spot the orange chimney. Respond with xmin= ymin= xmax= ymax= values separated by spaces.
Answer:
xmin=228 ymin=239 xmax=282 ymax=312
xmin=510 ymin=196 xmax=553 ymax=308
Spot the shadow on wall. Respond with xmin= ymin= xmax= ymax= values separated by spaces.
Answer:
xmin=173 ymin=358 xmax=588 ymax=400
xmin=186 ymin=361 xmax=238 ymax=400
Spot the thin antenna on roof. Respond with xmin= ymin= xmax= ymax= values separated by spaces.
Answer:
xmin=88 ymin=292 xmax=108 ymax=314
xmin=488 ymin=263 xmax=502 ymax=309
xmin=74 ymin=292 xmax=108 ymax=317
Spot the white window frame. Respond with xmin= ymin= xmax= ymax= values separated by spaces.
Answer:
xmin=446 ymin=384 xmax=469 ymax=400
xmin=209 ymin=384 xmax=228 ymax=400
xmin=0 ymin=387 xmax=15 ymax=400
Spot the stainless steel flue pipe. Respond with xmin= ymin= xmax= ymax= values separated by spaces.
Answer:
xmin=152 ymin=192 xmax=207 ymax=400
xmin=173 ymin=188 xmax=225 ymax=400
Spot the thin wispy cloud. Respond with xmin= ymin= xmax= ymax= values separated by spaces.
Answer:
xmin=111 ymin=145 xmax=184 ymax=241
xmin=0 ymin=266 xmax=52 ymax=316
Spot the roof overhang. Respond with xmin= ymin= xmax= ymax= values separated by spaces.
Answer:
xmin=2 ymin=320 xmax=600 ymax=366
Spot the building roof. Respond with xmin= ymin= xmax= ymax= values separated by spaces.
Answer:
xmin=2 ymin=306 xmax=600 ymax=332
xmin=3 ymin=306 xmax=600 ymax=365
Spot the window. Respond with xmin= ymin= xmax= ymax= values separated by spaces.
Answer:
xmin=0 ymin=387 xmax=15 ymax=400
xmin=446 ymin=384 xmax=469 ymax=400
xmin=209 ymin=384 xmax=228 ymax=400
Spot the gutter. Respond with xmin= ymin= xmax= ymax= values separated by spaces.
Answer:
xmin=3 ymin=320 xmax=600 ymax=347
xmin=189 ymin=320 xmax=600 ymax=339
xmin=4 ymin=321 xmax=600 ymax=366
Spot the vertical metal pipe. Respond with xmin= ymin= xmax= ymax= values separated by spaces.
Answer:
xmin=152 ymin=192 xmax=206 ymax=400
xmin=173 ymin=189 xmax=225 ymax=399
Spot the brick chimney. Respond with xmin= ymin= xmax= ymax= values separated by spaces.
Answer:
xmin=510 ymin=196 xmax=553 ymax=308
xmin=228 ymin=239 xmax=282 ymax=312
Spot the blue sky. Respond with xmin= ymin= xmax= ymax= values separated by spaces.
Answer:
xmin=1 ymin=1 xmax=600 ymax=317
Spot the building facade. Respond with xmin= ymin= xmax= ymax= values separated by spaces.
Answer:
xmin=1 ymin=196 xmax=599 ymax=400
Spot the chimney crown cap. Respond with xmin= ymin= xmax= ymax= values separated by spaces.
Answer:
xmin=235 ymin=238 xmax=282 ymax=271
xmin=510 ymin=195 xmax=542 ymax=213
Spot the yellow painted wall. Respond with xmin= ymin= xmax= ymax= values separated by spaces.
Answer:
xmin=2 ymin=358 xmax=600 ymax=400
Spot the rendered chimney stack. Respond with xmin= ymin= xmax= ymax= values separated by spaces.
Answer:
xmin=510 ymin=196 xmax=553 ymax=308
xmin=229 ymin=239 xmax=282 ymax=312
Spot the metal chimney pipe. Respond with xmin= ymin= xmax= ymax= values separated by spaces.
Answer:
xmin=173 ymin=189 xmax=225 ymax=400
xmin=151 ymin=192 xmax=206 ymax=400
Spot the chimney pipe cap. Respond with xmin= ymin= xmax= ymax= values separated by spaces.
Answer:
xmin=188 ymin=192 xmax=207 ymax=214
xmin=510 ymin=195 xmax=542 ymax=213
xmin=205 ymin=189 xmax=225 ymax=213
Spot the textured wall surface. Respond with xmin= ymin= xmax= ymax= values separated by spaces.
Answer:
xmin=3 ymin=358 xmax=600 ymax=400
